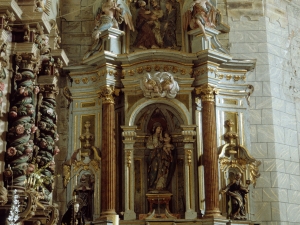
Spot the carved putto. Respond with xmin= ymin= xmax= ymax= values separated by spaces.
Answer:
xmin=140 ymin=72 xmax=179 ymax=98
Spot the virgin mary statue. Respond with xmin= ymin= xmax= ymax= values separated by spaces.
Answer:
xmin=146 ymin=122 xmax=177 ymax=192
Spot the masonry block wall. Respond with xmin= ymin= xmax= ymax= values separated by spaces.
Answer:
xmin=60 ymin=0 xmax=95 ymax=65
xmin=220 ymin=0 xmax=300 ymax=224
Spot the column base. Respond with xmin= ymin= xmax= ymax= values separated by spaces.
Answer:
xmin=201 ymin=217 xmax=229 ymax=225
xmin=227 ymin=220 xmax=258 ymax=225
xmin=124 ymin=210 xmax=136 ymax=220
xmin=203 ymin=209 xmax=224 ymax=219
xmin=92 ymin=221 xmax=113 ymax=225
xmin=96 ymin=215 xmax=119 ymax=225
xmin=185 ymin=209 xmax=197 ymax=219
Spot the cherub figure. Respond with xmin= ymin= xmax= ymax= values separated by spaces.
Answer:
xmin=163 ymin=132 xmax=174 ymax=160
xmin=183 ymin=0 xmax=219 ymax=39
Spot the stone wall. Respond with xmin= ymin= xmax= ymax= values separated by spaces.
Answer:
xmin=224 ymin=0 xmax=300 ymax=224
xmin=60 ymin=0 xmax=96 ymax=65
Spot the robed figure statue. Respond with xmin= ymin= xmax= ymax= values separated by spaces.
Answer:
xmin=221 ymin=172 xmax=249 ymax=220
xmin=61 ymin=202 xmax=85 ymax=225
xmin=146 ymin=122 xmax=177 ymax=192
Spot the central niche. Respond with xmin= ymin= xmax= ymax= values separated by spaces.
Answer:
xmin=133 ymin=103 xmax=185 ymax=218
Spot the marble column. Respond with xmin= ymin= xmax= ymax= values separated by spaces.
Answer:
xmin=196 ymin=84 xmax=221 ymax=218
xmin=98 ymin=85 xmax=118 ymax=223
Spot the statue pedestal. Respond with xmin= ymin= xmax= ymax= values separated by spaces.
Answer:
xmin=187 ymin=27 xmax=218 ymax=53
xmin=146 ymin=193 xmax=172 ymax=213
xmin=82 ymin=27 xmax=124 ymax=61
xmin=101 ymin=28 xmax=124 ymax=54
xmin=92 ymin=221 xmax=113 ymax=225
xmin=187 ymin=27 xmax=229 ymax=55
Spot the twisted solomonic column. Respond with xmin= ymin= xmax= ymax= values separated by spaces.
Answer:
xmin=5 ymin=53 xmax=39 ymax=192
xmin=36 ymin=81 xmax=59 ymax=203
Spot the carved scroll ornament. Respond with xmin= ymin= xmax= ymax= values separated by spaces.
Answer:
xmin=219 ymin=119 xmax=261 ymax=187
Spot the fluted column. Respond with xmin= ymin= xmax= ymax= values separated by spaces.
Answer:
xmin=196 ymin=84 xmax=221 ymax=218
xmin=98 ymin=85 xmax=117 ymax=220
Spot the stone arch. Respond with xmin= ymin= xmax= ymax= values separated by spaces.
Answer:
xmin=127 ymin=98 xmax=191 ymax=128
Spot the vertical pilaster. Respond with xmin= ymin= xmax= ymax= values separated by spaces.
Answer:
xmin=196 ymin=84 xmax=222 ymax=218
xmin=181 ymin=125 xmax=197 ymax=219
xmin=121 ymin=126 xmax=137 ymax=220
xmin=98 ymin=85 xmax=118 ymax=224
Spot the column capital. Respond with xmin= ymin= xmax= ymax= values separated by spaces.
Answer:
xmin=181 ymin=125 xmax=197 ymax=143
xmin=195 ymin=84 xmax=218 ymax=102
xmin=98 ymin=85 xmax=115 ymax=104
xmin=121 ymin=126 xmax=137 ymax=142
xmin=38 ymin=75 xmax=58 ymax=99
xmin=15 ymin=52 xmax=39 ymax=72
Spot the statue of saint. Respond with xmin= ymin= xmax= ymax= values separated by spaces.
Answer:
xmin=146 ymin=123 xmax=177 ymax=192
xmin=221 ymin=172 xmax=249 ymax=220
xmin=183 ymin=0 xmax=220 ymax=39
xmin=61 ymin=202 xmax=85 ymax=225
xmin=163 ymin=0 xmax=177 ymax=49
xmin=75 ymin=173 xmax=94 ymax=221
xmin=134 ymin=0 xmax=160 ymax=49
xmin=83 ymin=0 xmax=134 ymax=59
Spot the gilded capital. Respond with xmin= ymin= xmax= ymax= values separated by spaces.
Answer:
xmin=195 ymin=84 xmax=217 ymax=102
xmin=15 ymin=53 xmax=39 ymax=72
xmin=98 ymin=85 xmax=115 ymax=104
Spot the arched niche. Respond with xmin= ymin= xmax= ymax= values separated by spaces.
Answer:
xmin=127 ymin=100 xmax=190 ymax=217
xmin=134 ymin=103 xmax=185 ymax=135
xmin=127 ymin=98 xmax=191 ymax=129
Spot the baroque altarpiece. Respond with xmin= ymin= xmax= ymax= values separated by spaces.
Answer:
xmin=0 ymin=0 xmax=261 ymax=225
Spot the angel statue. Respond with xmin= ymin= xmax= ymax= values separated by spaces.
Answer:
xmin=83 ymin=0 xmax=135 ymax=59
xmin=183 ymin=0 xmax=220 ymax=39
